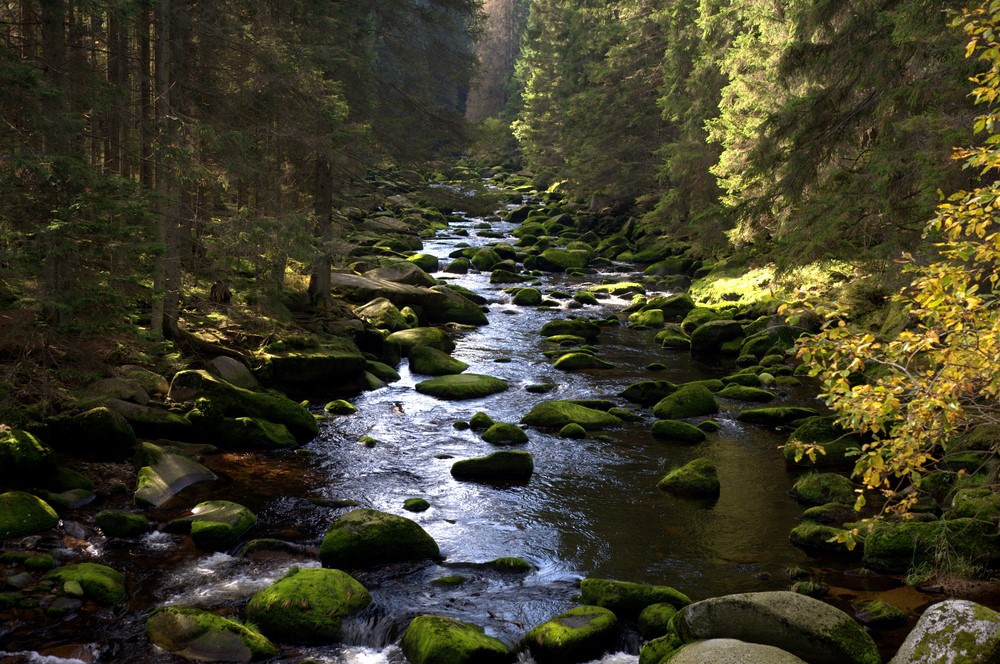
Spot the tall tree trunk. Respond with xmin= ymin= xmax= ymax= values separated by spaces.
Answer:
xmin=139 ymin=4 xmax=154 ymax=189
xmin=308 ymin=155 xmax=333 ymax=308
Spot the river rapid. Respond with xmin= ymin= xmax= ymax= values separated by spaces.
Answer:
xmin=0 ymin=199 xmax=952 ymax=663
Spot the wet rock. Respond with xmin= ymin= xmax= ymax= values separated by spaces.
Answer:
xmin=168 ymin=500 xmax=257 ymax=552
xmin=789 ymin=472 xmax=856 ymax=506
xmin=666 ymin=638 xmax=808 ymax=663
xmin=736 ymin=406 xmax=820 ymax=427
xmin=320 ymin=508 xmax=439 ymax=568
xmin=638 ymin=602 xmax=679 ymax=638
xmin=246 ymin=567 xmax=372 ymax=643
xmin=324 ymin=399 xmax=358 ymax=415
xmin=553 ymin=352 xmax=614 ymax=370
xmin=355 ymin=297 xmax=411 ymax=332
xmin=0 ymin=491 xmax=59 ymax=539
xmin=408 ymin=252 xmax=440 ymax=273
xmin=451 ymin=451 xmax=534 ymax=482
xmin=521 ymin=400 xmax=622 ymax=430
xmin=261 ymin=337 xmax=367 ymax=389
xmin=147 ymin=605 xmax=278 ymax=661
xmin=851 ymin=599 xmax=905 ymax=627
xmin=95 ymin=509 xmax=150 ymax=538
xmin=487 ymin=556 xmax=532 ymax=573
xmin=672 ymin=590 xmax=879 ymax=664
xmin=0 ymin=429 xmax=56 ymax=485
xmin=387 ymin=327 xmax=456 ymax=354
xmin=651 ymin=420 xmax=707 ymax=445
xmin=652 ymin=384 xmax=719 ymax=420
xmin=788 ymin=522 xmax=856 ymax=555
xmin=560 ymin=423 xmax=587 ymax=439
xmin=409 ymin=344 xmax=468 ymax=376
xmin=619 ymin=379 xmax=678 ymax=406
xmin=640 ymin=633 xmax=684 ymax=664
xmin=481 ymin=422 xmax=528 ymax=445
xmin=366 ymin=359 xmax=401 ymax=383
xmin=425 ymin=285 xmax=489 ymax=326
xmin=205 ymin=356 xmax=261 ymax=391
xmin=133 ymin=442 xmax=217 ymax=508
xmin=404 ymin=498 xmax=430 ymax=512
xmin=469 ymin=412 xmax=495 ymax=430
xmin=415 ymin=374 xmax=509 ymax=400
xmin=536 ymin=248 xmax=590 ymax=272
xmin=512 ymin=287 xmax=542 ymax=306
xmin=628 ymin=308 xmax=665 ymax=328
xmin=580 ymin=577 xmax=691 ymax=620
xmin=186 ymin=403 xmax=297 ymax=449
xmin=862 ymin=518 xmax=998 ymax=573
xmin=783 ymin=416 xmax=866 ymax=468
xmin=366 ymin=261 xmax=438 ymax=287
xmin=539 ymin=319 xmax=601 ymax=342
xmin=168 ymin=370 xmax=317 ymax=442
xmin=717 ymin=384 xmax=775 ymax=402
xmin=689 ymin=319 xmax=744 ymax=356
xmin=35 ymin=488 xmax=94 ymax=511
xmin=400 ymin=615 xmax=514 ymax=664
xmin=103 ymin=398 xmax=193 ymax=440
xmin=889 ymin=599 xmax=999 ymax=663
xmin=657 ymin=457 xmax=720 ymax=496
xmin=45 ymin=563 xmax=126 ymax=605
xmin=522 ymin=605 xmax=618 ymax=664
xmin=800 ymin=502 xmax=856 ymax=525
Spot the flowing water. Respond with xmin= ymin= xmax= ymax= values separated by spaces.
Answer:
xmin=0 ymin=204 xmax=958 ymax=663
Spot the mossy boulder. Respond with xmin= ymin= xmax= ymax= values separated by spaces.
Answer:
xmin=133 ymin=442 xmax=218 ymax=508
xmin=656 ymin=327 xmax=692 ymax=350
xmin=425 ymin=285 xmax=489 ymax=326
xmin=187 ymin=410 xmax=297 ymax=449
xmin=560 ymin=423 xmax=587 ymax=439
xmin=168 ymin=500 xmax=257 ymax=551
xmin=168 ymin=370 xmax=317 ymax=442
xmin=672 ymin=590 xmax=879 ymax=664
xmin=415 ymin=374 xmax=509 ymax=400
xmin=862 ymin=518 xmax=998 ymax=573
xmin=102 ymin=398 xmax=193 ymax=440
xmin=355 ymin=297 xmax=411 ymax=332
xmin=261 ymin=337 xmax=367 ymax=387
xmin=539 ymin=319 xmax=601 ymax=342
xmin=629 ymin=308 xmax=665 ymax=328
xmin=366 ymin=360 xmax=401 ymax=383
xmin=205 ymin=356 xmax=261 ymax=391
xmin=366 ymin=261 xmax=437 ymax=286
xmin=638 ymin=602 xmax=679 ymax=638
xmin=522 ymin=605 xmax=618 ymax=664
xmin=469 ymin=411 xmax=495 ymax=430
xmin=488 ymin=556 xmax=532 ymax=573
xmin=680 ymin=308 xmax=722 ymax=335
xmin=62 ymin=406 xmax=138 ymax=461
xmin=788 ymin=522 xmax=856 ymax=555
xmin=0 ymin=491 xmax=60 ymax=538
xmin=95 ymin=509 xmax=150 ymax=538
xmin=789 ymin=473 xmax=856 ymax=506
xmin=387 ymin=327 xmax=456 ymax=354
xmin=535 ymin=248 xmax=590 ymax=272
xmin=657 ymin=458 xmax=720 ymax=497
xmin=740 ymin=325 xmax=806 ymax=360
xmin=689 ymin=320 xmax=745 ymax=356
xmin=620 ymin=380 xmax=677 ymax=406
xmin=553 ymin=352 xmax=615 ymax=370
xmin=580 ymin=578 xmax=691 ymax=620
xmin=652 ymin=384 xmax=719 ymax=420
xmin=651 ymin=420 xmax=707 ymax=445
xmin=404 ymin=498 xmax=430 ymax=512
xmin=481 ymin=422 xmax=528 ymax=445
xmin=408 ymin=252 xmax=440 ymax=273
xmin=471 ymin=248 xmax=502 ymax=271
xmin=888 ymin=599 xmax=999 ymax=664
xmin=246 ymin=567 xmax=372 ymax=643
xmin=512 ymin=287 xmax=543 ymax=306
xmin=945 ymin=487 xmax=1000 ymax=523
xmin=0 ymin=429 xmax=56 ymax=485
xmin=400 ymin=615 xmax=514 ymax=664
xmin=801 ymin=502 xmax=857 ymax=525
xmin=320 ymin=508 xmax=439 ymax=568
xmin=717 ymin=385 xmax=776 ymax=403
xmin=783 ymin=416 xmax=866 ymax=468
xmin=147 ymin=605 xmax=278 ymax=661
xmin=409 ymin=345 xmax=469 ymax=376
xmin=325 ymin=399 xmax=358 ymax=415
xmin=445 ymin=257 xmax=471 ymax=274
xmin=451 ymin=451 xmax=534 ymax=482
xmin=736 ymin=407 xmax=820 ymax=427
xmin=45 ymin=563 xmax=126 ymax=605
xmin=521 ymin=400 xmax=622 ymax=430
xmin=851 ymin=600 xmax=905 ymax=627
xmin=653 ymin=293 xmax=696 ymax=321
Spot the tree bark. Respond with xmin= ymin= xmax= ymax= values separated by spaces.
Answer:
xmin=308 ymin=155 xmax=334 ymax=308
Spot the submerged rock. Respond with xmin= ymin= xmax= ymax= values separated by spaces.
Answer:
xmin=147 ymin=605 xmax=278 ymax=661
xmin=319 ymin=508 xmax=439 ymax=568
xmin=672 ymin=590 xmax=879 ymax=664
xmin=657 ymin=457 xmax=720 ymax=496
xmin=651 ymin=420 xmax=707 ymax=445
xmin=522 ymin=605 xmax=618 ymax=664
xmin=736 ymin=406 xmax=820 ymax=427
xmin=400 ymin=615 xmax=514 ymax=664
xmin=246 ymin=567 xmax=372 ymax=643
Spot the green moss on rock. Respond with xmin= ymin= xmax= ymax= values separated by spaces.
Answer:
xmin=246 ymin=567 xmax=372 ymax=643
xmin=0 ymin=429 xmax=56 ymax=485
xmin=619 ymin=380 xmax=677 ymax=406
xmin=523 ymin=605 xmax=618 ymax=664
xmin=451 ymin=451 xmax=534 ymax=482
xmin=580 ymin=577 xmax=691 ymax=619
xmin=651 ymin=420 xmax=708 ymax=445
xmin=481 ymin=422 xmax=528 ymax=445
xmin=147 ymin=605 xmax=278 ymax=661
xmin=45 ymin=563 xmax=126 ymax=605
xmin=717 ymin=384 xmax=776 ymax=403
xmin=737 ymin=406 xmax=820 ymax=427
xmin=96 ymin=509 xmax=150 ymax=538
xmin=0 ymin=491 xmax=59 ymax=539
xmin=657 ymin=458 xmax=720 ymax=497
xmin=553 ymin=352 xmax=614 ymax=370
xmin=652 ymin=384 xmax=719 ymax=420
xmin=169 ymin=500 xmax=257 ymax=551
xmin=521 ymin=400 xmax=622 ymax=430
xmin=400 ymin=615 xmax=514 ymax=664
xmin=790 ymin=473 xmax=856 ymax=506
xmin=415 ymin=374 xmax=509 ymax=400
xmin=320 ymin=508 xmax=439 ymax=569
xmin=409 ymin=345 xmax=469 ymax=376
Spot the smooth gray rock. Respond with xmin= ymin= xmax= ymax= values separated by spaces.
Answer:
xmin=666 ymin=638 xmax=808 ymax=664
xmin=889 ymin=599 xmax=1000 ymax=664
xmin=206 ymin=356 xmax=260 ymax=391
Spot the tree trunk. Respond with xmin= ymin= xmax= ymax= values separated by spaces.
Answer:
xmin=308 ymin=155 xmax=334 ymax=308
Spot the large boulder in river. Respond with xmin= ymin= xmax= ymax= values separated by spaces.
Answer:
xmin=424 ymin=285 xmax=489 ymax=326
xmin=354 ymin=297 xmax=411 ymax=332
xmin=666 ymin=639 xmax=808 ymax=664
xmin=522 ymin=605 xmax=618 ymax=664
xmin=167 ymin=500 xmax=257 ymax=551
xmin=540 ymin=318 xmax=601 ymax=342
xmin=320 ymin=508 xmax=439 ymax=569
xmin=580 ymin=578 xmax=691 ymax=619
xmin=657 ymin=458 xmax=720 ymax=497
xmin=415 ymin=374 xmax=509 ymax=400
xmin=261 ymin=337 xmax=367 ymax=388
xmin=535 ymin=248 xmax=590 ymax=272
xmin=689 ymin=319 xmax=745 ymax=356
xmin=521 ymin=400 xmax=622 ymax=430
xmin=451 ymin=450 xmax=534 ymax=482
xmin=246 ymin=567 xmax=372 ymax=643
xmin=168 ymin=370 xmax=317 ymax=442
xmin=387 ymin=327 xmax=455 ymax=354
xmin=365 ymin=261 xmax=438 ymax=287
xmin=889 ymin=599 xmax=999 ymax=664
xmin=0 ymin=491 xmax=59 ymax=538
xmin=0 ymin=429 xmax=56 ymax=485
xmin=147 ymin=605 xmax=278 ymax=661
xmin=862 ymin=518 xmax=998 ymax=573
xmin=671 ymin=591 xmax=879 ymax=664
xmin=409 ymin=344 xmax=468 ymax=375
xmin=652 ymin=384 xmax=718 ymax=420
xmin=400 ymin=615 xmax=514 ymax=664
xmin=45 ymin=562 xmax=127 ymax=605
xmin=620 ymin=380 xmax=678 ymax=406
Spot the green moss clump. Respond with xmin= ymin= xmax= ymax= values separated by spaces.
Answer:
xmin=246 ymin=567 xmax=372 ymax=642
xmin=717 ymin=384 xmax=776 ymax=402
xmin=0 ymin=491 xmax=59 ymax=539
xmin=414 ymin=374 xmax=509 ymax=400
xmin=320 ymin=508 xmax=439 ymax=569
xmin=451 ymin=451 xmax=534 ymax=482
xmin=0 ymin=429 xmax=56 ymax=484
xmin=96 ymin=509 xmax=150 ymax=538
xmin=560 ymin=423 xmax=587 ymax=439
xmin=431 ymin=575 xmax=467 ymax=586
xmin=788 ymin=522 xmax=856 ymax=555
xmin=409 ymin=345 xmax=469 ymax=376
xmin=169 ymin=500 xmax=257 ymax=551
xmin=638 ymin=602 xmax=678 ymax=638
xmin=521 ymin=400 xmax=622 ymax=430
xmin=580 ymin=578 xmax=691 ymax=619
xmin=147 ymin=604 xmax=278 ymax=659
xmin=657 ymin=458 xmax=720 ymax=497
xmin=652 ymin=384 xmax=718 ymax=420
xmin=488 ymin=557 xmax=532 ymax=573
xmin=851 ymin=600 xmax=905 ymax=626
xmin=404 ymin=498 xmax=431 ymax=512
xmin=481 ymin=422 xmax=528 ymax=445
xmin=324 ymin=399 xmax=358 ymax=415
xmin=639 ymin=633 xmax=684 ymax=664
xmin=651 ymin=420 xmax=707 ymax=445
xmin=45 ymin=563 xmax=126 ymax=605
xmin=400 ymin=615 xmax=513 ymax=664
xmin=619 ymin=380 xmax=677 ymax=406
xmin=736 ymin=406 xmax=820 ymax=426
xmin=523 ymin=605 xmax=618 ymax=664
xmin=790 ymin=472 xmax=856 ymax=505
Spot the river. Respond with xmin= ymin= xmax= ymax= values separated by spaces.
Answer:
xmin=0 ymin=199 xmax=945 ymax=663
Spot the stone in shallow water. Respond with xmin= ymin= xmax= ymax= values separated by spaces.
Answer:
xmin=888 ymin=599 xmax=999 ymax=664
xmin=147 ymin=605 xmax=277 ymax=661
xmin=415 ymin=374 xmax=508 ymax=400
